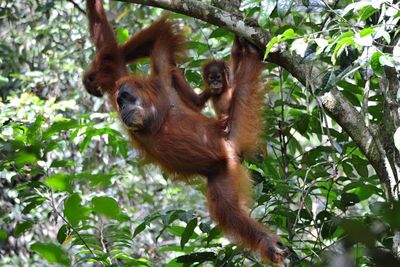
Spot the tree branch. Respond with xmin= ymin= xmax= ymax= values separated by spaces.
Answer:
xmin=67 ymin=0 xmax=86 ymax=15
xmin=114 ymin=0 xmax=395 ymax=199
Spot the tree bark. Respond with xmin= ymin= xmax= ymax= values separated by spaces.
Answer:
xmin=115 ymin=0 xmax=400 ymax=201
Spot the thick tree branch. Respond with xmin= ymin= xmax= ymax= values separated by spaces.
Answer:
xmin=115 ymin=0 xmax=395 ymax=198
xmin=118 ymin=0 xmax=269 ymax=45
xmin=212 ymin=0 xmax=241 ymax=13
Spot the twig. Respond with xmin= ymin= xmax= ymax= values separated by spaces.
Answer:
xmin=197 ymin=23 xmax=215 ymax=59
xmin=49 ymin=190 xmax=95 ymax=256
xmin=67 ymin=0 xmax=86 ymax=15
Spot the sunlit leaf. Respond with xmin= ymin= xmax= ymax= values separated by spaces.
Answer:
xmin=44 ymin=173 xmax=71 ymax=191
xmin=64 ymin=193 xmax=88 ymax=226
xmin=116 ymin=27 xmax=129 ymax=44
xmin=259 ymin=0 xmax=276 ymax=27
xmin=359 ymin=5 xmax=377 ymax=21
xmin=264 ymin=36 xmax=280 ymax=59
xmin=14 ymin=152 xmax=37 ymax=168
xmin=50 ymin=160 xmax=75 ymax=168
xmin=91 ymin=196 xmax=120 ymax=219
xmin=360 ymin=27 xmax=375 ymax=37
xmin=31 ymin=242 xmax=70 ymax=266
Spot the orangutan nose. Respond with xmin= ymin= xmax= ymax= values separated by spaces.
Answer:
xmin=117 ymin=84 xmax=137 ymax=108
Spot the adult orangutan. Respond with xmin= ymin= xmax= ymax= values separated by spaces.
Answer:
xmin=83 ymin=0 xmax=287 ymax=264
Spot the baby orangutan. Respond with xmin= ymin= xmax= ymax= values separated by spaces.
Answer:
xmin=171 ymin=36 xmax=244 ymax=135
xmin=201 ymin=59 xmax=232 ymax=132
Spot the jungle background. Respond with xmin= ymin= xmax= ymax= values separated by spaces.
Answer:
xmin=1 ymin=0 xmax=400 ymax=266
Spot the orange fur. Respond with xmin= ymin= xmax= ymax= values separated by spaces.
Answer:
xmin=227 ymin=39 xmax=265 ymax=159
xmin=83 ymin=0 xmax=287 ymax=263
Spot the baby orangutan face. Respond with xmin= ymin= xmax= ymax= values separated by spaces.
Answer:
xmin=203 ymin=61 xmax=228 ymax=95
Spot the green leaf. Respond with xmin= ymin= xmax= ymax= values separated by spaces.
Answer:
xmin=381 ymin=31 xmax=391 ymax=44
xmin=209 ymin=28 xmax=230 ymax=38
xmin=264 ymin=160 xmax=281 ymax=180
xmin=57 ymin=225 xmax=68 ymax=244
xmin=80 ymin=127 xmax=121 ymax=152
xmin=91 ymin=196 xmax=120 ymax=219
xmin=259 ymin=0 xmax=276 ymax=27
xmin=292 ymin=112 xmax=310 ymax=135
xmin=321 ymin=221 xmax=337 ymax=240
xmin=360 ymin=27 xmax=375 ymax=37
xmin=332 ymin=36 xmax=355 ymax=65
xmin=158 ymin=245 xmax=193 ymax=253
xmin=342 ymin=90 xmax=361 ymax=107
xmin=205 ymin=227 xmax=222 ymax=243
xmin=134 ymin=213 xmax=161 ymax=237
xmin=352 ymin=156 xmax=369 ymax=177
xmin=317 ymin=70 xmax=336 ymax=95
xmin=281 ymin=28 xmax=297 ymax=40
xmin=22 ymin=197 xmax=46 ymax=214
xmin=162 ymin=209 xmax=185 ymax=226
xmin=14 ymin=152 xmax=37 ymax=168
xmin=241 ymin=0 xmax=260 ymax=10
xmin=77 ymin=173 xmax=113 ymax=187
xmin=340 ymin=220 xmax=375 ymax=246
xmin=64 ymin=193 xmax=88 ymax=227
xmin=26 ymin=116 xmax=45 ymax=144
xmin=0 ymin=229 xmax=7 ymax=240
xmin=277 ymin=0 xmax=294 ymax=17
xmin=351 ymin=185 xmax=377 ymax=201
xmin=167 ymin=226 xmax=185 ymax=237
xmin=15 ymin=221 xmax=34 ymax=236
xmin=133 ymin=221 xmax=147 ymax=237
xmin=264 ymin=36 xmax=280 ymax=59
xmin=50 ymin=160 xmax=75 ymax=168
xmin=180 ymin=218 xmax=197 ymax=249
xmin=42 ymin=119 xmax=79 ymax=140
xmin=31 ymin=242 xmax=70 ymax=266
xmin=188 ymin=41 xmax=210 ymax=56
xmin=370 ymin=52 xmax=384 ymax=75
xmin=0 ymin=75 xmax=9 ymax=85
xmin=338 ymin=31 xmax=355 ymax=40
xmin=176 ymin=252 xmax=216 ymax=264
xmin=359 ymin=5 xmax=377 ymax=21
xmin=44 ymin=173 xmax=71 ymax=191
xmin=116 ymin=27 xmax=130 ymax=44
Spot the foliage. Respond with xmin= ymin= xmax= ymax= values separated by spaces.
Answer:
xmin=1 ymin=0 xmax=400 ymax=266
